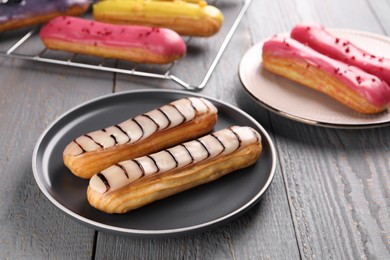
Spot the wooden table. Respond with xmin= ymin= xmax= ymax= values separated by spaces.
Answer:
xmin=1 ymin=0 xmax=389 ymax=259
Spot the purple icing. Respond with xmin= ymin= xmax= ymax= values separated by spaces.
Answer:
xmin=0 ymin=0 xmax=89 ymax=25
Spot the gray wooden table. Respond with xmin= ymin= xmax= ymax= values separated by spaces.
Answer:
xmin=1 ymin=0 xmax=389 ymax=259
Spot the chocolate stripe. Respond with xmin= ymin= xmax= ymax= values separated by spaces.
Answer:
xmin=115 ymin=163 xmax=128 ymax=178
xmin=181 ymin=144 xmax=194 ymax=163
xmin=132 ymin=118 xmax=144 ymax=141
xmin=186 ymin=97 xmax=198 ymax=113
xmin=157 ymin=108 xmax=171 ymax=129
xmin=115 ymin=124 xmax=131 ymax=143
xmin=228 ymin=127 xmax=241 ymax=151
xmin=84 ymin=134 xmax=103 ymax=148
xmin=165 ymin=149 xmax=179 ymax=168
xmin=132 ymin=159 xmax=145 ymax=177
xmin=169 ymin=103 xmax=186 ymax=123
xmin=211 ymin=133 xmax=225 ymax=156
xmin=108 ymin=134 xmax=116 ymax=145
xmin=147 ymin=155 xmax=159 ymax=174
xmin=142 ymin=114 xmax=160 ymax=130
xmin=97 ymin=173 xmax=110 ymax=192
xmin=73 ymin=139 xmax=86 ymax=154
xmin=198 ymin=98 xmax=211 ymax=111
xmin=196 ymin=140 xmax=211 ymax=158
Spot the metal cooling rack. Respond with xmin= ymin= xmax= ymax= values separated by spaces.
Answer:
xmin=0 ymin=0 xmax=253 ymax=91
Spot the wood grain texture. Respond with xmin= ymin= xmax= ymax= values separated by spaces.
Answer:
xmin=95 ymin=0 xmax=300 ymax=259
xmin=246 ymin=0 xmax=390 ymax=258
xmin=366 ymin=0 xmax=390 ymax=35
xmin=0 ymin=29 xmax=113 ymax=258
xmin=0 ymin=0 xmax=389 ymax=259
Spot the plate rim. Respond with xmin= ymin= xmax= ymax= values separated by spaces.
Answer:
xmin=239 ymin=28 xmax=390 ymax=129
xmin=32 ymin=89 xmax=277 ymax=236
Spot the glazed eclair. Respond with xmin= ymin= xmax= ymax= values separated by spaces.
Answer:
xmin=63 ymin=97 xmax=218 ymax=179
xmin=291 ymin=23 xmax=390 ymax=86
xmin=87 ymin=126 xmax=262 ymax=214
xmin=93 ymin=0 xmax=224 ymax=37
xmin=40 ymin=16 xmax=186 ymax=64
xmin=0 ymin=0 xmax=90 ymax=32
xmin=262 ymin=36 xmax=390 ymax=114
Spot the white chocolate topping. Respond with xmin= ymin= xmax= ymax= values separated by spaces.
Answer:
xmin=90 ymin=126 xmax=261 ymax=194
xmin=66 ymin=97 xmax=217 ymax=156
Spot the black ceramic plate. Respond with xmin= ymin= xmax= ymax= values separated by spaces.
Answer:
xmin=32 ymin=89 xmax=276 ymax=237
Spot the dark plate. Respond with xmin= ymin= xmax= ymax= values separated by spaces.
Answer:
xmin=32 ymin=89 xmax=276 ymax=237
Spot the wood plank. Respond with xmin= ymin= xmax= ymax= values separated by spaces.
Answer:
xmin=94 ymin=0 xmax=300 ymax=259
xmin=246 ymin=0 xmax=390 ymax=258
xmin=366 ymin=0 xmax=390 ymax=35
xmin=0 ymin=28 xmax=114 ymax=258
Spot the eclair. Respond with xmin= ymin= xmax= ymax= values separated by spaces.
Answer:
xmin=93 ymin=0 xmax=224 ymax=37
xmin=262 ymin=36 xmax=390 ymax=114
xmin=291 ymin=23 xmax=390 ymax=86
xmin=0 ymin=0 xmax=90 ymax=32
xmin=39 ymin=16 xmax=186 ymax=64
xmin=63 ymin=97 xmax=218 ymax=179
xmin=87 ymin=126 xmax=262 ymax=214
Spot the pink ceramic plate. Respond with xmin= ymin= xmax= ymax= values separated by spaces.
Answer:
xmin=239 ymin=29 xmax=390 ymax=129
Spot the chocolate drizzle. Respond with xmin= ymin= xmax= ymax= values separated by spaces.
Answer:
xmin=181 ymin=144 xmax=194 ymax=163
xmin=142 ymin=114 xmax=160 ymax=130
xmin=115 ymin=163 xmax=128 ymax=178
xmin=157 ymin=108 xmax=171 ymax=129
xmin=169 ymin=104 xmax=186 ymax=123
xmin=97 ymin=173 xmax=110 ymax=192
xmin=165 ymin=149 xmax=179 ymax=167
xmin=211 ymin=133 xmax=225 ymax=156
xmin=131 ymin=118 xmax=144 ymax=141
xmin=147 ymin=155 xmax=159 ymax=174
xmin=110 ymin=134 xmax=118 ymax=145
xmin=73 ymin=139 xmax=86 ymax=154
xmin=85 ymin=134 xmax=103 ymax=148
xmin=196 ymin=140 xmax=211 ymax=158
xmin=132 ymin=159 xmax=145 ymax=177
xmin=115 ymin=124 xmax=131 ymax=143
xmin=228 ymin=127 xmax=241 ymax=151
xmin=69 ymin=98 xmax=215 ymax=156
xmin=186 ymin=97 xmax=199 ymax=113
xmin=91 ymin=126 xmax=261 ymax=194
xmin=198 ymin=98 xmax=211 ymax=111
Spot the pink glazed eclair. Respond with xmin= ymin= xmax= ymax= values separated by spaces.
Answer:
xmin=39 ymin=16 xmax=186 ymax=64
xmin=262 ymin=36 xmax=390 ymax=114
xmin=291 ymin=23 xmax=390 ymax=86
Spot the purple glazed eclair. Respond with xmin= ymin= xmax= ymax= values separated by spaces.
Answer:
xmin=0 ymin=0 xmax=90 ymax=32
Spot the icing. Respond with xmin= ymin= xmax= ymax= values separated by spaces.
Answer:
xmin=39 ymin=16 xmax=186 ymax=57
xmin=291 ymin=23 xmax=390 ymax=86
xmin=92 ymin=0 xmax=223 ymax=36
xmin=65 ymin=97 xmax=217 ymax=156
xmin=93 ymin=0 xmax=222 ymax=20
xmin=90 ymin=126 xmax=261 ymax=194
xmin=39 ymin=16 xmax=185 ymax=57
xmin=262 ymin=36 xmax=390 ymax=107
xmin=0 ymin=0 xmax=89 ymax=27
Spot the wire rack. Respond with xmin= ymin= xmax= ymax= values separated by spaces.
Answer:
xmin=0 ymin=0 xmax=252 ymax=91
